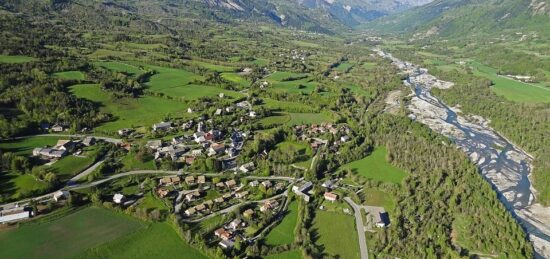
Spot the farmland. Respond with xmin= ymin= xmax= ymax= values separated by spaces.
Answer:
xmin=338 ymin=147 xmax=407 ymax=184
xmin=0 ymin=55 xmax=36 ymax=63
xmin=76 ymin=222 xmax=206 ymax=259
xmin=0 ymin=207 xmax=144 ymax=259
xmin=313 ymin=210 xmax=360 ymax=259
xmin=70 ymin=84 xmax=189 ymax=132
xmin=265 ymin=201 xmax=299 ymax=245
xmin=470 ymin=61 xmax=550 ymax=103
xmin=0 ymin=136 xmax=62 ymax=155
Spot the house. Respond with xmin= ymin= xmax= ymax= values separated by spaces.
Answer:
xmin=159 ymin=176 xmax=181 ymax=186
xmin=185 ymin=191 xmax=201 ymax=202
xmin=185 ymin=176 xmax=195 ymax=185
xmin=190 ymin=149 xmax=202 ymax=156
xmin=249 ymin=180 xmax=259 ymax=187
xmin=185 ymin=156 xmax=195 ymax=165
xmin=216 ymin=182 xmax=225 ymax=188
xmin=33 ymin=148 xmax=67 ymax=159
xmin=243 ymin=209 xmax=254 ymax=218
xmin=229 ymin=218 xmax=242 ymax=230
xmin=197 ymin=175 xmax=206 ymax=184
xmin=373 ymin=211 xmax=390 ymax=228
xmin=184 ymin=207 xmax=196 ymax=216
xmin=157 ymin=188 xmax=169 ymax=198
xmin=275 ymin=182 xmax=285 ymax=190
xmin=239 ymin=162 xmax=255 ymax=173
xmin=222 ymin=193 xmax=232 ymax=200
xmin=196 ymin=121 xmax=206 ymax=133
xmin=214 ymin=197 xmax=225 ymax=203
xmin=169 ymin=148 xmax=188 ymax=161
xmin=225 ymin=179 xmax=237 ymax=189
xmin=118 ymin=128 xmax=133 ymax=136
xmin=187 ymin=108 xmax=193 ymax=113
xmin=235 ymin=191 xmax=249 ymax=199
xmin=294 ymin=182 xmax=313 ymax=194
xmin=261 ymin=181 xmax=272 ymax=188
xmin=226 ymin=147 xmax=239 ymax=157
xmin=82 ymin=137 xmax=96 ymax=147
xmin=53 ymin=190 xmax=70 ymax=202
xmin=340 ymin=135 xmax=350 ymax=142
xmin=51 ymin=124 xmax=64 ymax=132
xmin=146 ymin=140 xmax=163 ymax=150
xmin=322 ymin=179 xmax=336 ymax=189
xmin=324 ymin=192 xmax=338 ymax=202
xmin=195 ymin=204 xmax=206 ymax=212
xmin=193 ymin=132 xmax=206 ymax=143
xmin=113 ymin=193 xmax=125 ymax=204
xmin=215 ymin=109 xmax=222 ymax=116
xmin=208 ymin=143 xmax=225 ymax=156
xmin=171 ymin=136 xmax=186 ymax=145
xmin=0 ymin=207 xmax=32 ymax=224
xmin=219 ymin=240 xmax=234 ymax=249
xmin=153 ymin=121 xmax=172 ymax=131
xmin=214 ymin=228 xmax=227 ymax=238
xmin=219 ymin=92 xmax=225 ymax=98
xmin=248 ymin=111 xmax=257 ymax=118
xmin=55 ymin=140 xmax=76 ymax=151
xmin=260 ymin=199 xmax=279 ymax=212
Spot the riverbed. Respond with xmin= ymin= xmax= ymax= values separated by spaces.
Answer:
xmin=376 ymin=49 xmax=550 ymax=258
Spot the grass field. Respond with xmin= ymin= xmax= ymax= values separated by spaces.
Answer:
xmin=54 ymin=71 xmax=86 ymax=80
xmin=70 ymin=84 xmax=188 ymax=132
xmin=40 ymin=153 xmax=96 ymax=181
xmin=94 ymin=61 xmax=145 ymax=76
xmin=0 ymin=55 xmax=36 ymax=63
xmin=287 ymin=112 xmax=332 ymax=126
xmin=335 ymin=62 xmax=353 ymax=72
xmin=265 ymin=201 xmax=299 ymax=246
xmin=313 ymin=210 xmax=360 ymax=259
xmin=338 ymin=147 xmax=407 ymax=184
xmin=470 ymin=61 xmax=550 ymax=103
xmin=190 ymin=60 xmax=237 ymax=72
xmin=261 ymin=98 xmax=316 ymax=113
xmin=76 ymin=222 xmax=206 ymax=259
xmin=0 ymin=136 xmax=62 ymax=155
xmin=221 ymin=72 xmax=250 ymax=87
xmin=264 ymin=250 xmax=303 ymax=259
xmin=345 ymin=84 xmax=375 ymax=98
xmin=362 ymin=188 xmax=396 ymax=212
xmin=274 ymin=141 xmax=313 ymax=164
xmin=0 ymin=207 xmax=144 ymax=259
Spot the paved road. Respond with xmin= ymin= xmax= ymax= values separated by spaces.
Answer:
xmin=69 ymin=159 xmax=105 ymax=182
xmin=10 ymin=134 xmax=122 ymax=144
xmin=344 ymin=197 xmax=369 ymax=259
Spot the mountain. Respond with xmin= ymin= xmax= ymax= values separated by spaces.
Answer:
xmin=0 ymin=0 xmax=432 ymax=33
xmin=369 ymin=0 xmax=550 ymax=39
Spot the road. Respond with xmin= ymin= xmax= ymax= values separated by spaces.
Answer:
xmin=69 ymin=159 xmax=105 ymax=182
xmin=9 ymin=134 xmax=122 ymax=144
xmin=344 ymin=197 xmax=369 ymax=259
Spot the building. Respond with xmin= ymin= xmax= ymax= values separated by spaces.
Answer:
xmin=229 ymin=218 xmax=242 ymax=231
xmin=185 ymin=207 xmax=196 ymax=216
xmin=55 ymin=140 xmax=76 ymax=151
xmin=197 ymin=175 xmax=206 ymax=184
xmin=153 ymin=121 xmax=172 ymax=131
xmin=293 ymin=182 xmax=313 ymax=194
xmin=185 ymin=176 xmax=195 ymax=185
xmin=324 ymin=192 xmax=338 ymax=202
xmin=0 ymin=207 xmax=32 ymax=224
xmin=146 ymin=140 xmax=163 ymax=150
xmin=53 ymin=190 xmax=70 ymax=202
xmin=235 ymin=191 xmax=249 ymax=199
xmin=159 ymin=176 xmax=181 ymax=186
xmin=260 ymin=199 xmax=279 ymax=212
xmin=239 ymin=162 xmax=255 ymax=173
xmin=261 ymin=181 xmax=272 ymax=188
xmin=243 ymin=209 xmax=254 ymax=218
xmin=225 ymin=179 xmax=237 ymax=189
xmin=208 ymin=143 xmax=225 ymax=156
xmin=322 ymin=179 xmax=336 ymax=189
xmin=373 ymin=211 xmax=390 ymax=228
xmin=214 ymin=197 xmax=225 ymax=203
xmin=157 ymin=188 xmax=170 ymax=198
xmin=249 ymin=180 xmax=259 ymax=187
xmin=82 ymin=137 xmax=96 ymax=147
xmin=51 ymin=124 xmax=64 ymax=132
xmin=113 ymin=193 xmax=125 ymax=204
xmin=219 ymin=240 xmax=234 ymax=249
xmin=118 ymin=128 xmax=133 ymax=136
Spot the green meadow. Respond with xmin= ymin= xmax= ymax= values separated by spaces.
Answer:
xmin=70 ymin=84 xmax=188 ymax=132
xmin=0 ymin=207 xmax=144 ymax=259
xmin=76 ymin=222 xmax=206 ymax=259
xmin=313 ymin=210 xmax=360 ymax=259
xmin=265 ymin=201 xmax=299 ymax=246
xmin=0 ymin=136 xmax=62 ymax=155
xmin=287 ymin=112 xmax=332 ymax=125
xmin=471 ymin=61 xmax=550 ymax=103
xmin=94 ymin=61 xmax=145 ymax=76
xmin=0 ymin=55 xmax=36 ymax=63
xmin=54 ymin=71 xmax=86 ymax=80
xmin=338 ymin=147 xmax=407 ymax=184
xmin=264 ymin=250 xmax=303 ymax=259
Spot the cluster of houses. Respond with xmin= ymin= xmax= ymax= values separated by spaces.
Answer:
xmin=144 ymin=122 xmax=247 ymax=164
xmin=32 ymin=137 xmax=96 ymax=160
xmin=183 ymin=178 xmax=242 ymax=217
xmin=214 ymin=218 xmax=247 ymax=249
xmin=294 ymin=123 xmax=352 ymax=151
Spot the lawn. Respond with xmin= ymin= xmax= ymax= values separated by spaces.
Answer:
xmin=335 ymin=62 xmax=353 ymax=72
xmin=70 ymin=84 xmax=189 ymax=132
xmin=338 ymin=147 xmax=407 ymax=184
xmin=287 ymin=112 xmax=332 ymax=126
xmin=121 ymin=152 xmax=155 ymax=171
xmin=271 ymin=78 xmax=318 ymax=94
xmin=54 ymin=71 xmax=86 ymax=80
xmin=0 ymin=55 xmax=36 ymax=63
xmin=274 ymin=141 xmax=313 ymax=164
xmin=470 ymin=61 xmax=550 ymax=103
xmin=76 ymin=222 xmax=207 ymax=259
xmin=264 ymin=250 xmax=303 ymax=259
xmin=0 ymin=136 xmax=62 ymax=155
xmin=362 ymin=62 xmax=376 ymax=69
xmin=221 ymin=72 xmax=250 ymax=87
xmin=138 ymin=191 xmax=169 ymax=212
xmin=154 ymin=84 xmax=245 ymax=100
xmin=190 ymin=60 xmax=237 ymax=72
xmin=0 ymin=173 xmax=49 ymax=200
xmin=265 ymin=201 xmax=299 ymax=246
xmin=94 ymin=61 xmax=145 ymax=76
xmin=0 ymin=207 xmax=144 ymax=259
xmin=313 ymin=210 xmax=360 ymax=259
xmin=40 ymin=154 xmax=96 ymax=181
xmin=261 ymin=98 xmax=316 ymax=113
xmin=143 ymin=65 xmax=202 ymax=91
xmin=362 ymin=188 xmax=396 ymax=212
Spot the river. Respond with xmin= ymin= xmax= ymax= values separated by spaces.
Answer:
xmin=376 ymin=49 xmax=550 ymax=258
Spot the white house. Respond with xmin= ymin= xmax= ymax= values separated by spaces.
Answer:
xmin=113 ymin=193 xmax=125 ymax=204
